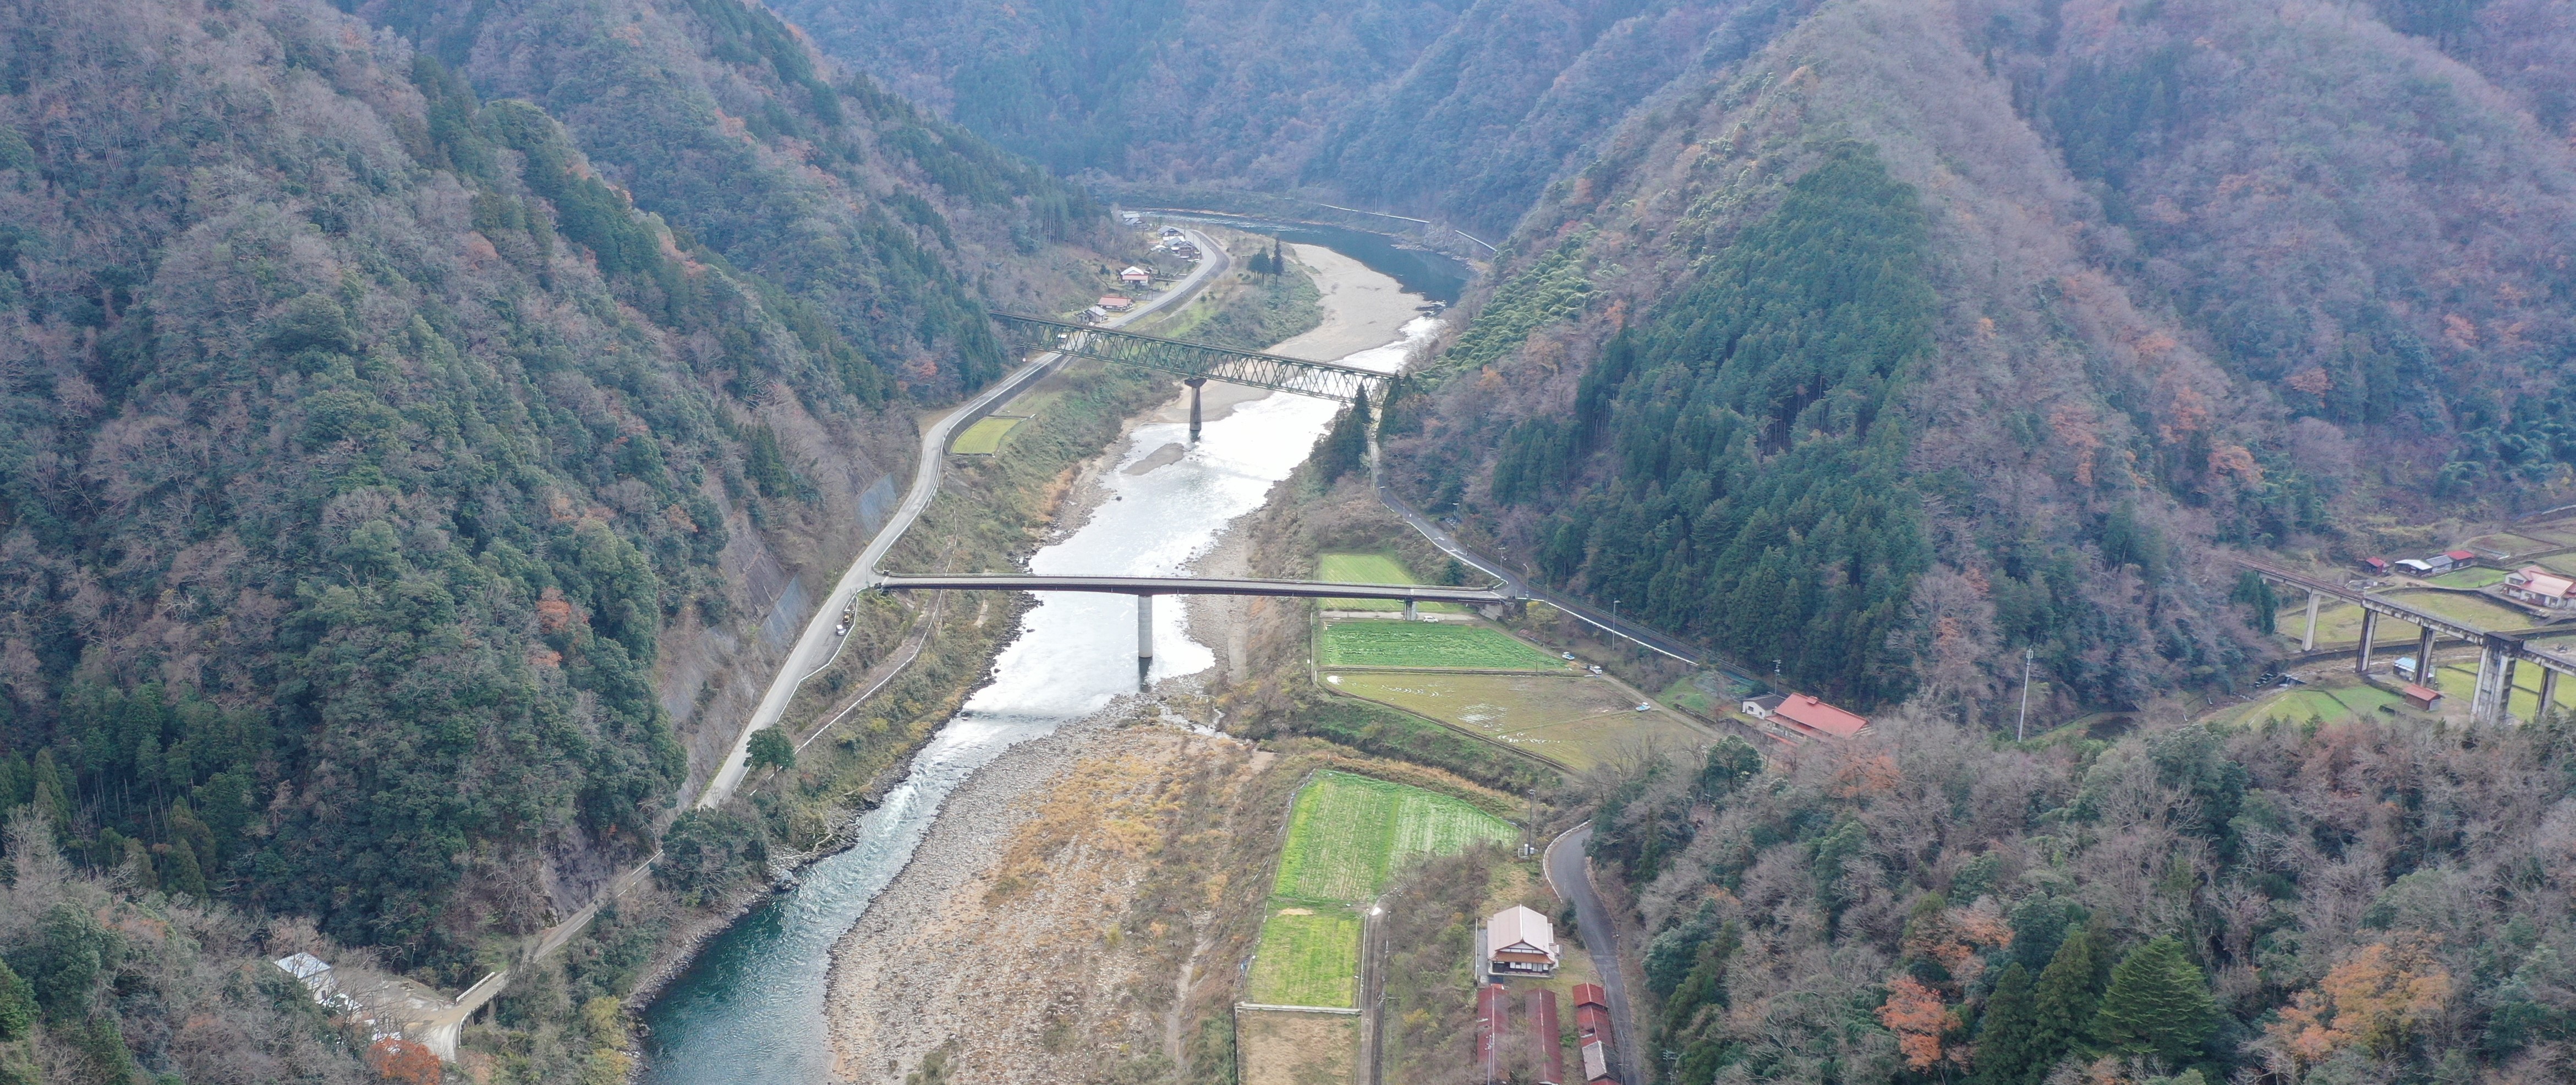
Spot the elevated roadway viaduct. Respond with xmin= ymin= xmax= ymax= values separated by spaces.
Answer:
xmin=2236 ymin=556 xmax=2575 ymax=724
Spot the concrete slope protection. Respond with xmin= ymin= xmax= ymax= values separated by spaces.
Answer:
xmin=695 ymin=229 xmax=1230 ymax=810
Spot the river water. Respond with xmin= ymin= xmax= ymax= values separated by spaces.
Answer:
xmin=639 ymin=304 xmax=1441 ymax=1083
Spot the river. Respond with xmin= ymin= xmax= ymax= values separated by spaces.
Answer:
xmin=639 ymin=240 xmax=1452 ymax=1083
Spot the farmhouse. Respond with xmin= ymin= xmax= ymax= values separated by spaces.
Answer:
xmin=1120 ymin=265 xmax=1153 ymax=285
xmin=1485 ymin=905 xmax=1559 ymax=977
xmin=1097 ymin=295 xmax=1134 ymax=312
xmin=1771 ymin=694 xmax=1870 ymax=739
xmin=2503 ymin=566 xmax=2576 ymax=612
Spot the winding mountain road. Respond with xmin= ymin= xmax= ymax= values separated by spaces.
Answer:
xmin=1547 ymin=823 xmax=1638 ymax=1085
xmin=416 ymin=230 xmax=1229 ymax=1060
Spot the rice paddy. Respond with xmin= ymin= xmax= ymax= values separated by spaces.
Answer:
xmin=1328 ymin=673 xmax=1713 ymax=771
xmin=1316 ymin=620 xmax=1563 ymax=670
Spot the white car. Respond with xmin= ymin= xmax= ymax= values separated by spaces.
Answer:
xmin=1634 ymin=703 xmax=1652 ymax=712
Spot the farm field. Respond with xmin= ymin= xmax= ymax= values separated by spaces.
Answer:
xmin=1271 ymin=771 xmax=1516 ymax=901
xmin=2217 ymin=683 xmax=2404 ymax=727
xmin=1317 ymin=620 xmax=1563 ymax=670
xmin=2393 ymin=590 xmax=2539 ymax=630
xmin=2433 ymin=660 xmax=2576 ymax=721
xmin=2539 ymin=555 xmax=2576 ymax=578
xmin=1237 ymin=1010 xmax=1357 ymax=1085
xmin=1316 ymin=552 xmax=1462 ymax=612
xmin=1246 ymin=903 xmax=1363 ymax=1007
xmin=2464 ymin=533 xmax=2559 ymax=557
xmin=1330 ymin=673 xmax=1714 ymax=771
xmin=2427 ymin=567 xmax=2509 ymax=589
xmin=950 ymin=415 xmax=1022 ymax=454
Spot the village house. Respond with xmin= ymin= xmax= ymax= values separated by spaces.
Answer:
xmin=2503 ymin=566 xmax=2576 ymax=612
xmin=1119 ymin=265 xmax=1153 ymax=286
xmin=1770 ymin=694 xmax=1870 ymax=739
xmin=1097 ymin=295 xmax=1134 ymax=312
xmin=1484 ymin=905 xmax=1559 ymax=978
xmin=1740 ymin=693 xmax=1786 ymax=719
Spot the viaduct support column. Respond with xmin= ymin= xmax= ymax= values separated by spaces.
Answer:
xmin=2302 ymin=589 xmax=2321 ymax=651
xmin=2356 ymin=611 xmax=2378 ymax=675
xmin=1136 ymin=594 xmax=1155 ymax=684
xmin=1404 ymin=599 xmax=1419 ymax=622
xmin=2473 ymin=640 xmax=2501 ymax=724
xmin=2416 ymin=625 xmax=2438 ymax=688
xmin=2543 ymin=668 xmax=2562 ymax=725
xmin=1186 ymin=378 xmax=1207 ymax=442
xmin=2502 ymin=653 xmax=2522 ymax=723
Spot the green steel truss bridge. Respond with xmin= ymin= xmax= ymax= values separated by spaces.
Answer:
xmin=989 ymin=313 xmax=1390 ymax=404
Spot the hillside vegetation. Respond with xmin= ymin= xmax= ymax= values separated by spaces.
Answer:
xmin=0 ymin=0 xmax=1111 ymax=1073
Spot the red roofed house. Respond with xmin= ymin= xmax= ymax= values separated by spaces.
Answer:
xmin=1572 ymin=984 xmax=1619 ymax=1083
xmin=1486 ymin=905 xmax=1559 ymax=977
xmin=1097 ymin=295 xmax=1133 ymax=312
xmin=2504 ymin=566 xmax=2576 ymax=612
xmin=1528 ymin=989 xmax=1564 ymax=1085
xmin=2360 ymin=556 xmax=2390 ymax=575
xmin=1475 ymin=984 xmax=1511 ymax=1084
xmin=1771 ymin=694 xmax=1870 ymax=739
xmin=2446 ymin=549 xmax=2478 ymax=568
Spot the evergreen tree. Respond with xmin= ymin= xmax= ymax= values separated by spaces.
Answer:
xmin=2092 ymin=936 xmax=2217 ymax=1067
xmin=0 ymin=958 xmax=32 ymax=1040
xmin=1315 ymin=388 xmax=1373 ymax=485
xmin=2028 ymin=918 xmax=2111 ymax=1072
xmin=748 ymin=728 xmax=797 ymax=773
xmin=158 ymin=839 xmax=209 ymax=900
xmin=1969 ymin=962 xmax=2042 ymax=1085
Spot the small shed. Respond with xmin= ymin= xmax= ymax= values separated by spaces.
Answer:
xmin=2361 ymin=556 xmax=2390 ymax=575
xmin=2402 ymin=683 xmax=2443 ymax=711
xmin=1741 ymin=693 xmax=1786 ymax=719
xmin=2395 ymin=558 xmax=2435 ymax=576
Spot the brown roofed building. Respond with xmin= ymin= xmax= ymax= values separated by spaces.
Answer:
xmin=1771 ymin=694 xmax=1870 ymax=739
xmin=1528 ymin=989 xmax=1564 ymax=1085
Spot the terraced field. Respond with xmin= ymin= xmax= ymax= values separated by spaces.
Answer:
xmin=1329 ymin=672 xmax=1713 ymax=771
xmin=2217 ymin=683 xmax=2403 ymax=727
xmin=1316 ymin=552 xmax=1462 ymax=612
xmin=1316 ymin=620 xmax=1561 ymax=670
xmin=2427 ymin=567 xmax=2509 ymax=589
xmin=1273 ymin=771 xmax=1516 ymax=900
xmin=1245 ymin=904 xmax=1363 ymax=1007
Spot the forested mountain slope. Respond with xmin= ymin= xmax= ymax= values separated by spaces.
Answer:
xmin=1380 ymin=0 xmax=2576 ymax=717
xmin=0 ymin=0 xmax=1104 ymax=1016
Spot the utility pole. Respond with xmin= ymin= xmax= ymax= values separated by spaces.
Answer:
xmin=2016 ymin=645 xmax=2035 ymax=742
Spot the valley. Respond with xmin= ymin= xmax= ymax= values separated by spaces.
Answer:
xmin=8 ymin=0 xmax=2576 ymax=1083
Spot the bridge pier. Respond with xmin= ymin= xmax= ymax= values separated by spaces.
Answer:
xmin=2473 ymin=639 xmax=2508 ymax=725
xmin=2545 ymin=668 xmax=2562 ymax=725
xmin=1185 ymin=377 xmax=1206 ymax=442
xmin=2301 ymin=590 xmax=2321 ymax=651
xmin=1404 ymin=599 xmax=1419 ymax=622
xmin=2356 ymin=610 xmax=2378 ymax=674
xmin=2416 ymin=625 xmax=2437 ymax=688
xmin=2502 ymin=653 xmax=2521 ymax=723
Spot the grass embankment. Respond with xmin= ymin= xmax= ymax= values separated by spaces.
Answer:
xmin=1317 ymin=551 xmax=1464 ymax=612
xmin=1317 ymin=620 xmax=1563 ymax=670
xmin=1247 ymin=772 xmax=1514 ymax=1009
xmin=1327 ymin=673 xmax=1711 ymax=771
xmin=949 ymin=415 xmax=1022 ymax=454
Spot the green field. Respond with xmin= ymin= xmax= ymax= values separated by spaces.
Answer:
xmin=1271 ymin=771 xmax=1516 ymax=901
xmin=2540 ymin=555 xmax=2576 ymax=578
xmin=2218 ymin=683 xmax=2404 ymax=727
xmin=1316 ymin=552 xmax=1462 ymax=612
xmin=2392 ymin=589 xmax=2535 ymax=629
xmin=2427 ymin=567 xmax=2509 ymax=589
xmin=2466 ymin=534 xmax=2556 ymax=557
xmin=2278 ymin=590 xmax=2537 ymax=645
xmin=1317 ymin=621 xmax=1561 ymax=670
xmin=2434 ymin=660 xmax=2576 ymax=721
xmin=950 ymin=415 xmax=1023 ymax=454
xmin=1246 ymin=903 xmax=1363 ymax=1007
xmin=1331 ymin=673 xmax=1713 ymax=771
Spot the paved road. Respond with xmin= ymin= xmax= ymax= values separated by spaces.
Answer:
xmin=1366 ymin=443 xmax=1703 ymax=666
xmin=409 ymin=231 xmax=1230 ymax=1059
xmin=1547 ymin=823 xmax=1638 ymax=1085
xmin=695 ymin=228 xmax=1230 ymax=809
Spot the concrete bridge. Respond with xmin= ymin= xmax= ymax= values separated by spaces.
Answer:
xmin=2236 ymin=556 xmax=2574 ymax=724
xmin=871 ymin=573 xmax=1512 ymax=664
xmin=987 ymin=313 xmax=1389 ymax=439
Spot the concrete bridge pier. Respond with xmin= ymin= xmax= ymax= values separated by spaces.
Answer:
xmin=2356 ymin=611 xmax=2378 ymax=674
xmin=1136 ymin=593 xmax=1154 ymax=664
xmin=2416 ymin=625 xmax=2438 ymax=688
xmin=2302 ymin=589 xmax=2321 ymax=651
xmin=1404 ymin=599 xmax=1419 ymax=621
xmin=2472 ymin=639 xmax=2507 ymax=725
xmin=1185 ymin=377 xmax=1206 ymax=442
xmin=2544 ymin=668 xmax=2562 ymax=725
xmin=2502 ymin=653 xmax=2521 ymax=723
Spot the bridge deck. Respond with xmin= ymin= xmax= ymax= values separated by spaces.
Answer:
xmin=873 ymin=573 xmax=1511 ymax=604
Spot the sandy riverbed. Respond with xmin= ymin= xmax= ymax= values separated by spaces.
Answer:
xmin=821 ymin=240 xmax=1427 ymax=1083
